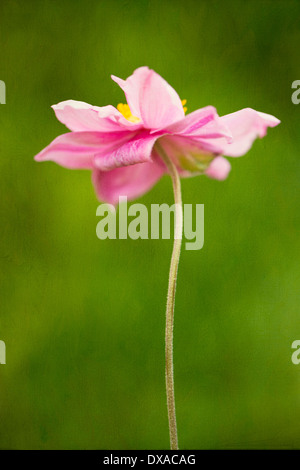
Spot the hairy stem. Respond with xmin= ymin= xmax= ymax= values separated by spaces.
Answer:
xmin=155 ymin=142 xmax=183 ymax=450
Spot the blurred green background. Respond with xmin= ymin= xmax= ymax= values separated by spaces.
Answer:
xmin=0 ymin=0 xmax=299 ymax=449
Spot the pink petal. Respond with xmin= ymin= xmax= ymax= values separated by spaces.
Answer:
xmin=112 ymin=67 xmax=185 ymax=129
xmin=205 ymin=156 xmax=231 ymax=180
xmin=94 ymin=131 xmax=163 ymax=171
xmin=111 ymin=67 xmax=147 ymax=119
xmin=156 ymin=106 xmax=233 ymax=156
xmin=92 ymin=158 xmax=165 ymax=204
xmin=163 ymin=106 xmax=232 ymax=141
xmin=220 ymin=108 xmax=280 ymax=157
xmin=34 ymin=131 xmax=133 ymax=169
xmin=52 ymin=100 xmax=142 ymax=133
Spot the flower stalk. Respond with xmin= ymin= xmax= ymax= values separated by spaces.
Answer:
xmin=34 ymin=66 xmax=280 ymax=450
xmin=155 ymin=142 xmax=183 ymax=450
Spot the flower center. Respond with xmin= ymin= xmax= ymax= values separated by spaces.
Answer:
xmin=117 ymin=99 xmax=187 ymax=123
xmin=117 ymin=103 xmax=140 ymax=123
xmin=181 ymin=99 xmax=187 ymax=114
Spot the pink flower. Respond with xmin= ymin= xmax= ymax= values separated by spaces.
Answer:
xmin=35 ymin=66 xmax=280 ymax=204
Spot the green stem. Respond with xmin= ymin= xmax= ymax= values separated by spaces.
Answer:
xmin=155 ymin=142 xmax=183 ymax=450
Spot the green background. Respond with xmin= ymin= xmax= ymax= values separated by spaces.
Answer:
xmin=0 ymin=0 xmax=299 ymax=449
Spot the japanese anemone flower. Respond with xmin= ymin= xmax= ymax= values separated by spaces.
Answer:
xmin=34 ymin=67 xmax=280 ymax=450
xmin=35 ymin=66 xmax=280 ymax=205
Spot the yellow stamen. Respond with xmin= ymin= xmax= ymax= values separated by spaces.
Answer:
xmin=117 ymin=103 xmax=140 ymax=123
xmin=117 ymin=99 xmax=187 ymax=122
